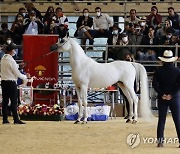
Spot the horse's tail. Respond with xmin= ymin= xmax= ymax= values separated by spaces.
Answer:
xmin=133 ymin=63 xmax=153 ymax=121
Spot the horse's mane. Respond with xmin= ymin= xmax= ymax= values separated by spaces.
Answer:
xmin=69 ymin=38 xmax=95 ymax=63
xmin=70 ymin=38 xmax=85 ymax=53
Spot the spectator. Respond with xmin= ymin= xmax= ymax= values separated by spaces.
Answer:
xmin=137 ymin=26 xmax=159 ymax=61
xmin=167 ymin=7 xmax=180 ymax=36
xmin=43 ymin=6 xmax=55 ymax=34
xmin=18 ymin=7 xmax=27 ymax=17
xmin=113 ymin=32 xmax=133 ymax=60
xmin=24 ymin=10 xmax=44 ymax=34
xmin=102 ymin=24 xmax=121 ymax=60
xmin=24 ymin=2 xmax=42 ymax=21
xmin=139 ymin=16 xmax=149 ymax=35
xmin=159 ymin=27 xmax=175 ymax=56
xmin=0 ymin=35 xmax=5 ymax=60
xmin=124 ymin=9 xmax=140 ymax=35
xmin=89 ymin=7 xmax=114 ymax=50
xmin=52 ymin=7 xmax=69 ymax=35
xmin=170 ymin=34 xmax=180 ymax=56
xmin=129 ymin=23 xmax=143 ymax=58
xmin=146 ymin=6 xmax=162 ymax=32
xmin=74 ymin=8 xmax=93 ymax=49
xmin=0 ymin=23 xmax=13 ymax=43
xmin=11 ymin=13 xmax=24 ymax=59
xmin=156 ymin=19 xmax=174 ymax=39
xmin=5 ymin=37 xmax=18 ymax=60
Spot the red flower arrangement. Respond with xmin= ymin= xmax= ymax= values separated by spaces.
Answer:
xmin=18 ymin=104 xmax=64 ymax=116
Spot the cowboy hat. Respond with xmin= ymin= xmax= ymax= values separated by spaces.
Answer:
xmin=139 ymin=16 xmax=146 ymax=22
xmin=158 ymin=50 xmax=178 ymax=62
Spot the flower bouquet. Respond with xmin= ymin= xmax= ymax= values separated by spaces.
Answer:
xmin=18 ymin=104 xmax=64 ymax=121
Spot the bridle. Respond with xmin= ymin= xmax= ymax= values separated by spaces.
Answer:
xmin=57 ymin=37 xmax=70 ymax=48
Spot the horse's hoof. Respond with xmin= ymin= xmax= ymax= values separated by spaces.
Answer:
xmin=132 ymin=120 xmax=137 ymax=124
xmin=126 ymin=119 xmax=131 ymax=123
xmin=81 ymin=121 xmax=87 ymax=124
xmin=74 ymin=120 xmax=80 ymax=124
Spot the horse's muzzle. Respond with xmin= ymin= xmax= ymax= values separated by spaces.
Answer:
xmin=50 ymin=44 xmax=58 ymax=52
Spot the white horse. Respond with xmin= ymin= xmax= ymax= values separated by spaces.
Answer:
xmin=50 ymin=36 xmax=152 ymax=124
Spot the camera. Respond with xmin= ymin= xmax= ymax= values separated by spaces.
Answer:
xmin=129 ymin=23 xmax=134 ymax=27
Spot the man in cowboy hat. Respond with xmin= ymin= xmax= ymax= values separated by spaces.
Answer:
xmin=152 ymin=50 xmax=180 ymax=148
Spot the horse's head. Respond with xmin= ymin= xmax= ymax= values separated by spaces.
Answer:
xmin=50 ymin=35 xmax=71 ymax=53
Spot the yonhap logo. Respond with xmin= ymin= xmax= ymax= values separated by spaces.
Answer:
xmin=126 ymin=133 xmax=141 ymax=148
xmin=126 ymin=133 xmax=179 ymax=148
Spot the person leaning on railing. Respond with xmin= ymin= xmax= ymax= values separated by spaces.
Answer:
xmin=159 ymin=27 xmax=176 ymax=57
xmin=113 ymin=32 xmax=134 ymax=61
xmin=137 ymin=26 xmax=159 ymax=61
xmin=102 ymin=24 xmax=121 ymax=60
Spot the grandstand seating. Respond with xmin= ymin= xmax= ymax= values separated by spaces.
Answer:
xmin=0 ymin=0 xmax=180 ymax=17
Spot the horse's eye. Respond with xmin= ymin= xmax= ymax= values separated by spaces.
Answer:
xmin=60 ymin=39 xmax=65 ymax=43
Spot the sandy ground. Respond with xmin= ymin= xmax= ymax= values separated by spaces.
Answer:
xmin=0 ymin=115 xmax=179 ymax=154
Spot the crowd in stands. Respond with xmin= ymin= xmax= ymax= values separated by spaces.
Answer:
xmin=0 ymin=2 xmax=179 ymax=62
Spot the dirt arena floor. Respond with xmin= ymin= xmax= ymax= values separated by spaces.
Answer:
xmin=0 ymin=115 xmax=179 ymax=154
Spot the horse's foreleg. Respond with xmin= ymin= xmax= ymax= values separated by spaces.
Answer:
xmin=74 ymin=86 xmax=83 ymax=124
xmin=81 ymin=85 xmax=88 ymax=124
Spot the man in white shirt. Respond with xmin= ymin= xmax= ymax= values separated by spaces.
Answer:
xmin=1 ymin=44 xmax=29 ymax=124
xmin=88 ymin=7 xmax=114 ymax=49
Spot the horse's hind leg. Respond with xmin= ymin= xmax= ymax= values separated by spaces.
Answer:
xmin=125 ymin=84 xmax=139 ymax=124
xmin=74 ymin=86 xmax=83 ymax=124
xmin=118 ymin=83 xmax=133 ymax=123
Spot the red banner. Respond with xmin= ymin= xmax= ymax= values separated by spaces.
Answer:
xmin=23 ymin=35 xmax=59 ymax=105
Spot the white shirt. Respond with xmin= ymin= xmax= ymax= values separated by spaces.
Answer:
xmin=25 ymin=21 xmax=38 ymax=34
xmin=54 ymin=15 xmax=69 ymax=27
xmin=93 ymin=13 xmax=114 ymax=30
xmin=1 ymin=54 xmax=27 ymax=82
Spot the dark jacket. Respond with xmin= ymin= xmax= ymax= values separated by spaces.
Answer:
xmin=167 ymin=13 xmax=180 ymax=30
xmin=140 ymin=34 xmax=159 ymax=54
xmin=146 ymin=13 xmax=162 ymax=28
xmin=152 ymin=63 xmax=180 ymax=98
xmin=74 ymin=16 xmax=93 ymax=37
xmin=76 ymin=16 xmax=93 ymax=29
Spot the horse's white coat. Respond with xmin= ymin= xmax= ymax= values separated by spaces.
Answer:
xmin=55 ymin=37 xmax=152 ymax=123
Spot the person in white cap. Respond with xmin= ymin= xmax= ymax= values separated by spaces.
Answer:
xmin=152 ymin=50 xmax=180 ymax=148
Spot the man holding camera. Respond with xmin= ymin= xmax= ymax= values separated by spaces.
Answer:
xmin=124 ymin=9 xmax=140 ymax=35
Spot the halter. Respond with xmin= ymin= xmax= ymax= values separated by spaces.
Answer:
xmin=57 ymin=37 xmax=70 ymax=48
